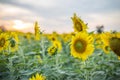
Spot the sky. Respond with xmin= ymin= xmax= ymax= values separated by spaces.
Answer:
xmin=0 ymin=0 xmax=120 ymax=33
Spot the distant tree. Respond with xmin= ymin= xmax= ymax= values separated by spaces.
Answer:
xmin=96 ymin=25 xmax=104 ymax=33
xmin=0 ymin=25 xmax=6 ymax=32
xmin=112 ymin=30 xmax=117 ymax=33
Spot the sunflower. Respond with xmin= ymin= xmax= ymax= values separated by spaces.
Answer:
xmin=34 ymin=21 xmax=40 ymax=40
xmin=0 ymin=33 xmax=9 ymax=51
xmin=102 ymin=44 xmax=110 ymax=54
xmin=100 ymin=32 xmax=111 ymax=54
xmin=53 ymin=40 xmax=62 ymax=53
xmin=29 ymin=73 xmax=45 ymax=80
xmin=23 ymin=32 xmax=33 ymax=43
xmin=70 ymin=32 xmax=94 ymax=60
xmin=61 ymin=34 xmax=71 ymax=43
xmin=48 ymin=34 xmax=57 ymax=42
xmin=9 ymin=32 xmax=19 ymax=52
xmin=101 ymin=32 xmax=120 ymax=56
xmin=71 ymin=13 xmax=87 ymax=32
xmin=118 ymin=56 xmax=120 ymax=60
xmin=101 ymin=32 xmax=111 ymax=46
xmin=0 ymin=29 xmax=2 ymax=33
xmin=109 ymin=37 xmax=120 ymax=56
xmin=94 ymin=33 xmax=103 ymax=49
xmin=47 ymin=45 xmax=57 ymax=55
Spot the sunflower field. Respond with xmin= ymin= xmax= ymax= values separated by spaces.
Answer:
xmin=0 ymin=13 xmax=120 ymax=80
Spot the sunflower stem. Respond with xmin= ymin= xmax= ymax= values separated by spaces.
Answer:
xmin=41 ymin=36 xmax=46 ymax=58
xmin=56 ymin=53 xmax=61 ymax=71
xmin=83 ymin=60 xmax=90 ymax=80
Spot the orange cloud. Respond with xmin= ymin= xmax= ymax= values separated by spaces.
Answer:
xmin=0 ymin=19 xmax=34 ymax=33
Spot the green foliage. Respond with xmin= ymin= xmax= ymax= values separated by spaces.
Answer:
xmin=0 ymin=35 xmax=120 ymax=80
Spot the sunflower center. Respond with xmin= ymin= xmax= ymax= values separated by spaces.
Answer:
xmin=74 ymin=40 xmax=86 ymax=53
xmin=75 ymin=21 xmax=82 ymax=31
xmin=10 ymin=39 xmax=16 ymax=47
xmin=0 ymin=38 xmax=5 ymax=47
xmin=52 ymin=37 xmax=56 ymax=41
xmin=105 ymin=46 xmax=109 ymax=51
xmin=109 ymin=37 xmax=120 ymax=56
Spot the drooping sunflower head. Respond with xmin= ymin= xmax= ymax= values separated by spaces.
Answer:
xmin=0 ymin=37 xmax=5 ymax=47
xmin=0 ymin=29 xmax=2 ymax=33
xmin=9 ymin=32 xmax=19 ymax=52
xmin=10 ymin=32 xmax=19 ymax=43
xmin=34 ymin=21 xmax=40 ymax=34
xmin=9 ymin=38 xmax=18 ymax=52
xmin=71 ymin=13 xmax=88 ymax=32
xmin=34 ymin=21 xmax=40 ymax=40
xmin=29 ymin=73 xmax=45 ymax=80
xmin=109 ymin=37 xmax=120 ymax=56
xmin=100 ymin=32 xmax=120 ymax=56
xmin=0 ymin=33 xmax=9 ymax=51
xmin=70 ymin=32 xmax=94 ymax=60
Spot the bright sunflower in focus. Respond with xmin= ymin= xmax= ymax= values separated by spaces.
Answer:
xmin=70 ymin=32 xmax=94 ymax=60
xmin=29 ymin=73 xmax=45 ymax=80
xmin=0 ymin=33 xmax=9 ymax=51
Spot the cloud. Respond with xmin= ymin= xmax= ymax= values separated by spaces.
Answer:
xmin=86 ymin=11 xmax=120 ymax=31
xmin=0 ymin=0 xmax=120 ymax=33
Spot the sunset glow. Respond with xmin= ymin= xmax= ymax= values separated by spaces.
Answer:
xmin=13 ymin=20 xmax=28 ymax=30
